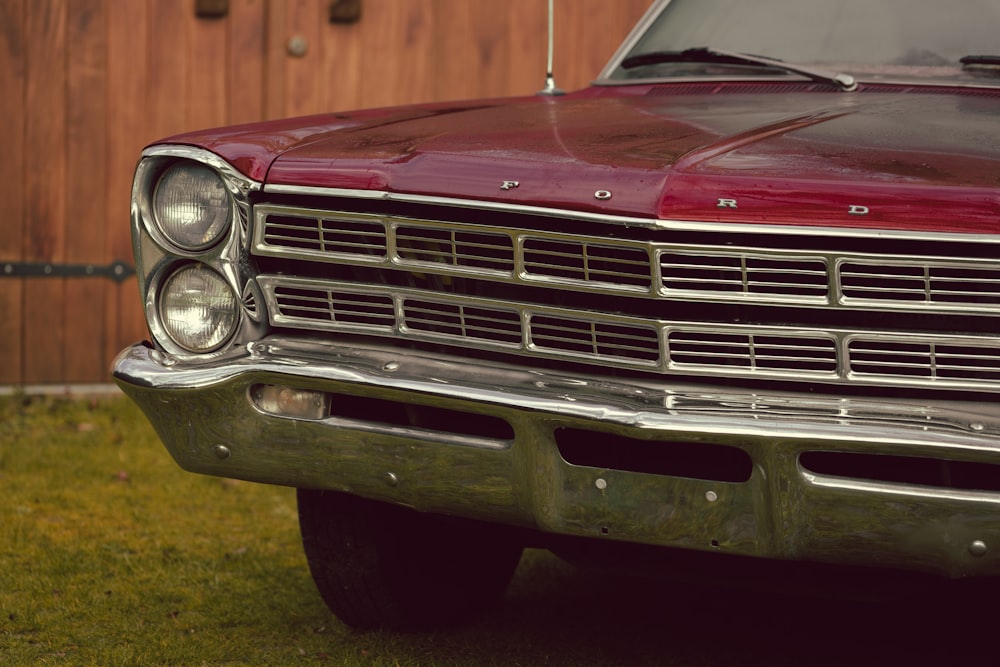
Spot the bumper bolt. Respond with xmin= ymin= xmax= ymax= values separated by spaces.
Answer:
xmin=212 ymin=445 xmax=231 ymax=460
xmin=385 ymin=472 xmax=399 ymax=487
xmin=969 ymin=540 xmax=988 ymax=557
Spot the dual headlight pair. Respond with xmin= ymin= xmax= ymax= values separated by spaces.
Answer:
xmin=142 ymin=159 xmax=241 ymax=354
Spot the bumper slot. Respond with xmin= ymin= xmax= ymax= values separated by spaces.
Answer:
xmin=555 ymin=427 xmax=753 ymax=483
xmin=799 ymin=451 xmax=1000 ymax=492
xmin=326 ymin=391 xmax=515 ymax=440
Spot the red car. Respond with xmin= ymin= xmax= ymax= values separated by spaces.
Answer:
xmin=115 ymin=0 xmax=1000 ymax=630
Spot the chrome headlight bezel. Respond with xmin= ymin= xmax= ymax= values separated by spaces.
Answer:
xmin=131 ymin=146 xmax=263 ymax=357
xmin=152 ymin=262 xmax=241 ymax=354
xmin=132 ymin=149 xmax=256 ymax=261
xmin=151 ymin=161 xmax=233 ymax=252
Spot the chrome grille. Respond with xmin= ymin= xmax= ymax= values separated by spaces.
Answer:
xmin=253 ymin=203 xmax=1000 ymax=391
xmin=839 ymin=260 xmax=1000 ymax=308
xmin=261 ymin=211 xmax=387 ymax=259
xmin=529 ymin=315 xmax=660 ymax=362
xmin=666 ymin=331 xmax=838 ymax=373
xmin=848 ymin=339 xmax=1000 ymax=382
xmin=402 ymin=299 xmax=522 ymax=345
xmin=522 ymin=238 xmax=651 ymax=289
xmin=254 ymin=205 xmax=1000 ymax=311
xmin=259 ymin=276 xmax=1000 ymax=389
xmin=271 ymin=285 xmax=395 ymax=330
xmin=395 ymin=225 xmax=515 ymax=273
xmin=660 ymin=252 xmax=828 ymax=301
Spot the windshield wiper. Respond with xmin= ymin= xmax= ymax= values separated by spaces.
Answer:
xmin=620 ymin=47 xmax=857 ymax=92
xmin=961 ymin=55 xmax=1000 ymax=67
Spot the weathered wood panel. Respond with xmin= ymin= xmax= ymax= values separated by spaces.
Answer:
xmin=505 ymin=0 xmax=552 ymax=95
xmin=434 ymin=2 xmax=513 ymax=101
xmin=190 ymin=5 xmax=229 ymax=130
xmin=65 ymin=0 xmax=109 ymax=382
xmin=228 ymin=0 xmax=267 ymax=125
xmin=23 ymin=0 xmax=68 ymax=383
xmin=318 ymin=1 xmax=365 ymax=112
xmin=335 ymin=0 xmax=438 ymax=112
xmin=148 ymin=0 xmax=188 ymax=139
xmin=282 ymin=0 xmax=327 ymax=117
xmin=0 ymin=0 xmax=25 ymax=384
xmin=104 ymin=0 xmax=150 ymax=374
xmin=2 ymin=0 xmax=653 ymax=385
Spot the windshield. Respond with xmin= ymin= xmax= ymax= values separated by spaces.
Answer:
xmin=607 ymin=0 xmax=1000 ymax=85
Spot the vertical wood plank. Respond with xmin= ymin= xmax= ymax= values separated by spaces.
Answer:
xmin=283 ymin=0 xmax=323 ymax=117
xmin=23 ymin=0 xmax=67 ymax=383
xmin=105 ymin=0 xmax=150 ymax=369
xmin=318 ymin=3 xmax=363 ymax=112
xmin=506 ymin=0 xmax=549 ymax=96
xmin=64 ymin=0 xmax=108 ymax=382
xmin=553 ymin=0 xmax=591 ymax=92
xmin=148 ymin=0 xmax=188 ymax=138
xmin=356 ymin=0 xmax=436 ymax=108
xmin=228 ymin=0 xmax=266 ymax=124
xmin=0 ymin=0 xmax=25 ymax=384
xmin=264 ymin=0 xmax=287 ymax=119
xmin=189 ymin=1 xmax=228 ymax=129
xmin=432 ymin=0 xmax=510 ymax=102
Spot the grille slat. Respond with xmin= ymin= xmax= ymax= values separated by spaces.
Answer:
xmin=840 ymin=261 xmax=1000 ymax=308
xmin=661 ymin=252 xmax=829 ymax=301
xmin=395 ymin=225 xmax=515 ymax=272
xmin=272 ymin=286 xmax=396 ymax=330
xmin=848 ymin=339 xmax=1000 ymax=382
xmin=402 ymin=300 xmax=523 ymax=345
xmin=262 ymin=214 xmax=388 ymax=257
xmin=529 ymin=315 xmax=661 ymax=362
xmin=523 ymin=238 xmax=652 ymax=288
xmin=667 ymin=331 xmax=838 ymax=373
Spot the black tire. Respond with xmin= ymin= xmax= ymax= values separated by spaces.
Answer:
xmin=297 ymin=489 xmax=524 ymax=631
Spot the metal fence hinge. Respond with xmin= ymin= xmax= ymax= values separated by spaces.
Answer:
xmin=195 ymin=0 xmax=228 ymax=19
xmin=329 ymin=0 xmax=361 ymax=23
xmin=2 ymin=261 xmax=136 ymax=283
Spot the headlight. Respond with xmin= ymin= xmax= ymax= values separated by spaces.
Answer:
xmin=152 ymin=162 xmax=231 ymax=251
xmin=158 ymin=264 xmax=239 ymax=352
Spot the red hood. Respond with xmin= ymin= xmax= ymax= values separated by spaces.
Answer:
xmin=166 ymin=84 xmax=1000 ymax=234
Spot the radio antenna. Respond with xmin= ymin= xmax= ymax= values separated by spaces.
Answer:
xmin=538 ymin=0 xmax=565 ymax=95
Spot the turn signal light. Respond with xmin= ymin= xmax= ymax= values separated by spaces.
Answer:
xmin=251 ymin=385 xmax=328 ymax=420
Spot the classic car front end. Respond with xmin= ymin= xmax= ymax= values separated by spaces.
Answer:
xmin=114 ymin=0 xmax=1000 ymax=630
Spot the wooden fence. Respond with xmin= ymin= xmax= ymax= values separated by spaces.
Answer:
xmin=0 ymin=0 xmax=652 ymax=385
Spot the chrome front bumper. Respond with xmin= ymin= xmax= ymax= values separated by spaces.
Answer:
xmin=113 ymin=337 xmax=1000 ymax=578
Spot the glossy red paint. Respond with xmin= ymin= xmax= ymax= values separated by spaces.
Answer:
xmin=162 ymin=81 xmax=1000 ymax=233
xmin=156 ymin=105 xmax=460 ymax=182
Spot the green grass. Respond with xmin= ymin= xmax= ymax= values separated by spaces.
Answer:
xmin=0 ymin=394 xmax=995 ymax=666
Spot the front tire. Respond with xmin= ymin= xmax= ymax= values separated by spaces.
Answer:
xmin=297 ymin=489 xmax=523 ymax=631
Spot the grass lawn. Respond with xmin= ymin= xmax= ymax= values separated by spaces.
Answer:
xmin=0 ymin=393 xmax=994 ymax=665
